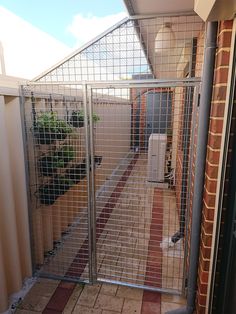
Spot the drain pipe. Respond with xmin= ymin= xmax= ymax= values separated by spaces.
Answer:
xmin=166 ymin=21 xmax=218 ymax=314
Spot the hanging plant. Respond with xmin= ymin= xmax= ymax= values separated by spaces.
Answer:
xmin=38 ymin=145 xmax=75 ymax=176
xmin=34 ymin=112 xmax=72 ymax=144
xmin=70 ymin=110 xmax=100 ymax=128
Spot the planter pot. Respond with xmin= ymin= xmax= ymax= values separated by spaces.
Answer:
xmin=66 ymin=163 xmax=87 ymax=184
xmin=34 ymin=128 xmax=68 ymax=145
xmin=53 ymin=178 xmax=72 ymax=195
xmin=38 ymin=156 xmax=56 ymax=177
xmin=70 ymin=111 xmax=84 ymax=128
xmin=35 ymin=129 xmax=55 ymax=145
xmin=55 ymin=131 xmax=67 ymax=141
xmin=38 ymin=183 xmax=59 ymax=205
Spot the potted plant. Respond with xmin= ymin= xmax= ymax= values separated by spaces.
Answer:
xmin=38 ymin=182 xmax=59 ymax=205
xmin=66 ymin=162 xmax=87 ymax=184
xmin=70 ymin=110 xmax=85 ymax=128
xmin=38 ymin=145 xmax=75 ymax=176
xmin=70 ymin=110 xmax=100 ymax=128
xmin=34 ymin=112 xmax=72 ymax=144
xmin=55 ymin=145 xmax=75 ymax=165
xmin=38 ymin=176 xmax=73 ymax=205
xmin=53 ymin=176 xmax=73 ymax=195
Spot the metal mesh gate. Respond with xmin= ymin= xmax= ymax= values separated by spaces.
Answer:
xmin=22 ymin=13 xmax=204 ymax=294
xmin=22 ymin=81 xmax=199 ymax=294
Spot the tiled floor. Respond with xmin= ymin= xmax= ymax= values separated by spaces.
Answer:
xmin=15 ymin=278 xmax=186 ymax=314
xmin=27 ymin=153 xmax=186 ymax=313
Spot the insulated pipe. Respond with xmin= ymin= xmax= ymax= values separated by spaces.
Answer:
xmin=166 ymin=21 xmax=218 ymax=314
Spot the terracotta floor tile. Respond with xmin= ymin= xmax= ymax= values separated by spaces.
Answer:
xmin=161 ymin=294 xmax=186 ymax=305
xmin=19 ymin=294 xmax=51 ymax=312
xmin=100 ymin=283 xmax=118 ymax=296
xmin=142 ymin=291 xmax=161 ymax=303
xmin=122 ymin=299 xmax=142 ymax=314
xmin=161 ymin=302 xmax=183 ymax=314
xmin=141 ymin=301 xmax=161 ymax=314
xmin=94 ymin=294 xmax=124 ymax=312
xmin=63 ymin=284 xmax=84 ymax=313
xmin=77 ymin=284 xmax=101 ymax=307
xmin=116 ymin=286 xmax=143 ymax=301
xmin=15 ymin=310 xmax=38 ymax=314
xmin=73 ymin=305 xmax=102 ymax=314
xmin=44 ymin=287 xmax=75 ymax=312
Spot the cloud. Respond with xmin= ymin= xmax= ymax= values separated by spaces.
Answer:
xmin=67 ymin=12 xmax=128 ymax=47
xmin=0 ymin=6 xmax=72 ymax=79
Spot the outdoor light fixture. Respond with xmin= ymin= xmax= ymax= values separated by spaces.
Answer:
xmin=155 ymin=22 xmax=176 ymax=53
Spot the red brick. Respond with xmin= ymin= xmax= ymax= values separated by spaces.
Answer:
xmin=220 ymin=20 xmax=233 ymax=31
xmin=198 ymin=282 xmax=208 ymax=294
xmin=208 ymin=133 xmax=222 ymax=149
xmin=200 ymin=244 xmax=212 ymax=259
xmin=201 ymin=230 xmax=213 ymax=247
xmin=218 ymin=30 xmax=232 ymax=48
xmin=214 ymin=67 xmax=229 ymax=85
xmin=210 ymin=101 xmax=225 ymax=117
xmin=206 ymin=148 xmax=220 ymax=164
xmin=203 ymin=204 xmax=215 ymax=220
xmin=209 ymin=118 xmax=223 ymax=133
xmin=196 ymin=303 xmax=206 ymax=314
xmin=205 ymin=161 xmax=219 ymax=179
xmin=202 ymin=216 xmax=214 ymax=234
xmin=199 ymin=250 xmax=210 ymax=271
xmin=212 ymin=85 xmax=227 ymax=101
xmin=205 ymin=176 xmax=217 ymax=194
xmin=198 ymin=293 xmax=207 ymax=306
xmin=216 ymin=50 xmax=230 ymax=68
xmin=203 ymin=191 xmax=216 ymax=208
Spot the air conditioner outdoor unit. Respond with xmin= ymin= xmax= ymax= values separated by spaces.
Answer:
xmin=147 ymin=133 xmax=167 ymax=182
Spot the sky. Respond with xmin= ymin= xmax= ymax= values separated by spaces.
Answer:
xmin=0 ymin=0 xmax=127 ymax=47
xmin=0 ymin=0 xmax=128 ymax=78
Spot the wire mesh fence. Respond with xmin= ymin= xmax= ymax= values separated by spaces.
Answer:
xmin=35 ymin=15 xmax=204 ymax=83
xmin=22 ymin=13 xmax=204 ymax=294
xmin=22 ymin=81 xmax=198 ymax=294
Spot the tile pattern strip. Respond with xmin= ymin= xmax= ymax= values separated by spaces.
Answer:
xmin=43 ymin=154 xmax=138 ymax=313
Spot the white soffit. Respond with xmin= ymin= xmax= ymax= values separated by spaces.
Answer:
xmin=195 ymin=0 xmax=236 ymax=21
xmin=124 ymin=0 xmax=195 ymax=15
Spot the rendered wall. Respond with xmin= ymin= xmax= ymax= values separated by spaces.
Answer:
xmin=0 ymin=93 xmax=32 ymax=312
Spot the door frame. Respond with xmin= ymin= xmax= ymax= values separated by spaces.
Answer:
xmin=86 ymin=80 xmax=200 ymax=292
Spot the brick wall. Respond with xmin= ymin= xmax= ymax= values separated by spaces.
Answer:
xmin=196 ymin=20 xmax=233 ymax=314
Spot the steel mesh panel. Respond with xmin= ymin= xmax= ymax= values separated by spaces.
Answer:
xmin=92 ymin=85 xmax=198 ymax=293
xmin=36 ymin=15 xmax=204 ymax=83
xmin=23 ymin=84 xmax=90 ymax=282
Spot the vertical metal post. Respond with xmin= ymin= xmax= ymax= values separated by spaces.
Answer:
xmin=88 ymin=86 xmax=97 ymax=282
xmin=19 ymin=86 xmax=35 ymax=274
xmin=83 ymin=83 xmax=93 ymax=283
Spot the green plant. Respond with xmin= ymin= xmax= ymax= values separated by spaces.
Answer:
xmin=38 ymin=176 xmax=74 ymax=205
xmin=70 ymin=110 xmax=100 ymax=128
xmin=54 ymin=145 xmax=75 ymax=167
xmin=34 ymin=112 xmax=72 ymax=144
xmin=38 ymin=145 xmax=75 ymax=176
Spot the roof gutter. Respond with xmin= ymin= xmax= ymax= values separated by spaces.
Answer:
xmin=123 ymin=0 xmax=135 ymax=15
xmin=166 ymin=21 xmax=218 ymax=314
